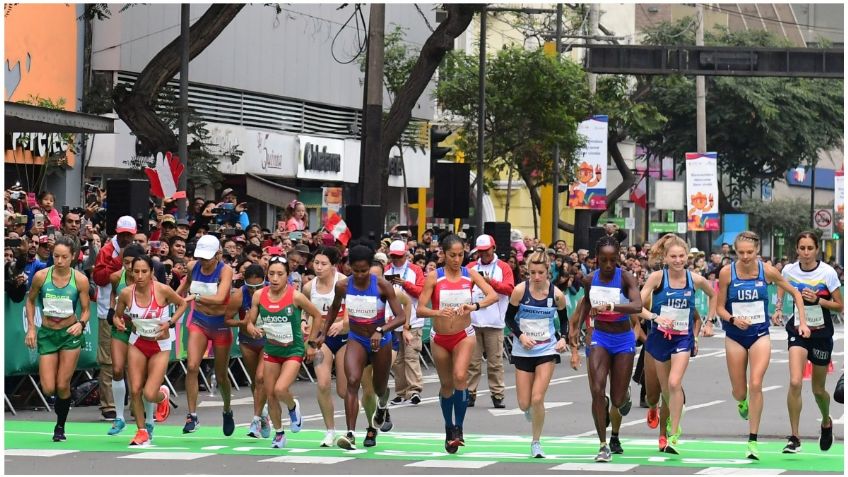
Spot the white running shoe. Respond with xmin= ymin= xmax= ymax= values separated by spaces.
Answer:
xmin=320 ymin=429 xmax=336 ymax=447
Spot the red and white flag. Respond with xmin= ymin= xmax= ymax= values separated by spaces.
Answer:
xmin=629 ymin=172 xmax=647 ymax=209
xmin=145 ymin=151 xmax=186 ymax=199
xmin=325 ymin=212 xmax=352 ymax=246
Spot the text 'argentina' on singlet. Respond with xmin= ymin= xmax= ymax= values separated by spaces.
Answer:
xmin=433 ymin=267 xmax=473 ymax=311
xmin=589 ymin=267 xmax=628 ymax=323
xmin=513 ymin=281 xmax=558 ymax=357
xmin=346 ymin=274 xmax=386 ymax=325
xmin=725 ymin=261 xmax=769 ymax=335
xmin=650 ymin=269 xmax=696 ymax=335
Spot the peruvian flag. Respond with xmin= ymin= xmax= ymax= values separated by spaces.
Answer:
xmin=145 ymin=151 xmax=186 ymax=199
xmin=630 ymin=172 xmax=647 ymax=209
xmin=325 ymin=212 xmax=352 ymax=246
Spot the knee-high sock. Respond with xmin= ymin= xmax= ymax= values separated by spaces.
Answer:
xmin=453 ymin=389 xmax=468 ymax=427
xmin=144 ymin=399 xmax=155 ymax=426
xmin=55 ymin=397 xmax=71 ymax=428
xmin=112 ymin=379 xmax=126 ymax=420
xmin=440 ymin=393 xmax=455 ymax=427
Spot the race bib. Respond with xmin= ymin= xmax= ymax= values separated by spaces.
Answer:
xmin=131 ymin=318 xmax=162 ymax=339
xmin=311 ymin=295 xmax=333 ymax=316
xmin=346 ymin=295 xmax=379 ymax=320
xmin=190 ymin=280 xmax=218 ymax=297
xmin=589 ymin=286 xmax=621 ymax=307
xmin=660 ymin=306 xmax=691 ymax=333
xmin=732 ymin=301 xmax=766 ymax=325
xmin=440 ymin=289 xmax=471 ymax=310
xmin=796 ymin=305 xmax=825 ymax=328
xmin=519 ymin=319 xmax=551 ymax=342
xmin=262 ymin=321 xmax=293 ymax=344
xmin=42 ymin=296 xmax=75 ymax=317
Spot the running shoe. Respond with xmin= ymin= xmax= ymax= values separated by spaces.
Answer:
xmin=467 ymin=393 xmax=476 ymax=408
xmin=746 ymin=440 xmax=759 ymax=460
xmin=665 ymin=435 xmax=680 ymax=455
xmin=271 ymin=431 xmax=286 ymax=449
xmin=154 ymin=385 xmax=171 ymax=422
xmin=320 ymin=429 xmax=336 ymax=447
xmin=223 ymin=409 xmax=235 ymax=436
xmin=666 ymin=415 xmax=683 ymax=439
xmin=129 ymin=428 xmax=150 ymax=447
xmin=409 ymin=393 xmax=422 ymax=405
xmin=444 ymin=426 xmax=458 ymax=454
xmin=609 ymin=436 xmax=623 ymax=454
xmin=247 ymin=418 xmax=262 ymax=439
xmin=260 ymin=414 xmax=271 ymax=439
xmin=374 ymin=406 xmax=388 ymax=429
xmin=783 ymin=435 xmax=801 ymax=454
xmin=531 ymin=440 xmax=545 ymax=458
xmin=448 ymin=425 xmax=466 ymax=449
xmin=594 ymin=444 xmax=612 ymax=462
xmin=379 ymin=408 xmax=393 ymax=433
xmin=52 ymin=425 xmax=66 ymax=442
xmin=390 ymin=396 xmax=406 ymax=405
xmin=658 ymin=435 xmax=668 ymax=452
xmin=288 ymin=399 xmax=302 ymax=433
xmin=146 ymin=423 xmax=154 ymax=442
xmin=107 ymin=418 xmax=127 ymax=436
xmin=737 ymin=397 xmax=749 ymax=420
xmin=364 ymin=427 xmax=378 ymax=447
xmin=820 ymin=418 xmax=833 ymax=451
xmin=337 ymin=431 xmax=356 ymax=450
xmin=618 ymin=388 xmax=633 ymax=416
xmin=646 ymin=407 xmax=659 ymax=429
xmin=182 ymin=413 xmax=199 ymax=433
xmin=492 ymin=397 xmax=506 ymax=409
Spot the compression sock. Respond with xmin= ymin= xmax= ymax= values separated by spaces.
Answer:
xmin=55 ymin=397 xmax=71 ymax=428
xmin=112 ymin=379 xmax=126 ymax=421
xmin=453 ymin=389 xmax=469 ymax=427
xmin=440 ymin=393 xmax=455 ymax=427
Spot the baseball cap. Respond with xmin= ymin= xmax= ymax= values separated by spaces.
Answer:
xmin=38 ymin=235 xmax=50 ymax=245
xmin=475 ymin=234 xmax=495 ymax=251
xmin=295 ymin=243 xmax=312 ymax=255
xmin=176 ymin=218 xmax=190 ymax=227
xmin=221 ymin=188 xmax=234 ymax=197
xmin=457 ymin=231 xmax=467 ymax=240
xmin=161 ymin=214 xmax=176 ymax=225
xmin=389 ymin=240 xmax=407 ymax=256
xmin=374 ymin=252 xmax=389 ymax=266
xmin=266 ymin=246 xmax=283 ymax=256
xmin=116 ymin=216 xmax=137 ymax=234
xmin=194 ymin=234 xmax=220 ymax=260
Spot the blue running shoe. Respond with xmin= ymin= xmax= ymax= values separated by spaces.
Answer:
xmin=108 ymin=418 xmax=127 ymax=436
xmin=288 ymin=399 xmax=303 ymax=433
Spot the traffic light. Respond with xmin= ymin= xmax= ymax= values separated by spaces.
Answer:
xmin=430 ymin=126 xmax=452 ymax=163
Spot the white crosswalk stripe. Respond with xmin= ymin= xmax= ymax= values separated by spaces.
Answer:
xmin=696 ymin=467 xmax=785 ymax=475
xmin=258 ymin=456 xmax=354 ymax=464
xmin=4 ymin=449 xmax=79 ymax=457
xmin=119 ymin=452 xmax=214 ymax=460
xmin=548 ymin=463 xmax=637 ymax=472
xmin=405 ymin=459 xmax=496 ymax=469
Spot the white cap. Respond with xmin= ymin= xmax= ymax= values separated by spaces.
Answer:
xmin=475 ymin=234 xmax=495 ymax=251
xmin=194 ymin=234 xmax=220 ymax=260
xmin=689 ymin=247 xmax=702 ymax=255
xmin=374 ymin=252 xmax=389 ymax=266
xmin=388 ymin=240 xmax=407 ymax=256
xmin=115 ymin=216 xmax=137 ymax=234
xmin=510 ymin=229 xmax=523 ymax=242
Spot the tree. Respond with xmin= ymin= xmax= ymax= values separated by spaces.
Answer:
xmin=635 ymin=19 xmax=844 ymax=210
xmin=740 ymin=198 xmax=831 ymax=259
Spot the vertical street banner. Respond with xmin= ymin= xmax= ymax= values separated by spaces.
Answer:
xmin=835 ymin=169 xmax=844 ymax=215
xmin=685 ymin=152 xmax=720 ymax=231
xmin=568 ymin=115 xmax=608 ymax=210
xmin=322 ymin=186 xmax=343 ymax=224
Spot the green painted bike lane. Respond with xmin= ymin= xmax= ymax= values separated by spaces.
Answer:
xmin=5 ymin=421 xmax=843 ymax=473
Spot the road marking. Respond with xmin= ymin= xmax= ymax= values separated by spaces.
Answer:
xmin=201 ymin=445 xmax=228 ymax=450
xmin=405 ymin=459 xmax=496 ymax=469
xmin=696 ymin=467 xmax=785 ymax=475
xmin=489 ymin=402 xmax=572 ymax=417
xmin=197 ymin=396 xmax=255 ymax=408
xmin=694 ymin=350 xmax=726 ymax=359
xmin=4 ymin=449 xmax=79 ymax=457
xmin=565 ymin=400 xmax=725 ymax=437
xmin=548 ymin=463 xmax=637 ymax=472
xmin=762 ymin=385 xmax=782 ymax=392
xmin=119 ymin=452 xmax=213 ymax=460
xmin=258 ymin=456 xmax=354 ymax=464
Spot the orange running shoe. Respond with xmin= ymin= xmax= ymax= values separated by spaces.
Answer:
xmin=130 ymin=428 xmax=150 ymax=447
xmin=647 ymin=407 xmax=659 ymax=429
xmin=658 ymin=435 xmax=668 ymax=452
xmin=154 ymin=385 xmax=171 ymax=422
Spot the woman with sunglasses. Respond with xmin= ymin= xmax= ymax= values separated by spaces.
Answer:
xmin=224 ymin=264 xmax=271 ymax=439
xmin=114 ymin=255 xmax=188 ymax=446
xmin=244 ymin=256 xmax=324 ymax=448
xmin=176 ymin=234 xmax=234 ymax=435
xmin=417 ymin=234 xmax=498 ymax=454
xmin=316 ymin=245 xmax=405 ymax=450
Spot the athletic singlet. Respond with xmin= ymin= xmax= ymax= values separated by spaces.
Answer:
xmin=782 ymin=261 xmax=841 ymax=337
xmin=311 ymin=272 xmax=347 ymax=319
xmin=432 ymin=267 xmax=473 ymax=311
xmin=650 ymin=269 xmax=696 ymax=336
xmin=190 ymin=261 xmax=230 ymax=304
xmin=127 ymin=284 xmax=171 ymax=340
xmin=258 ymin=285 xmax=304 ymax=357
xmin=346 ymin=275 xmax=386 ymax=326
xmin=589 ymin=268 xmax=628 ymax=324
xmin=39 ymin=266 xmax=79 ymax=319
xmin=512 ymin=281 xmax=558 ymax=358
xmin=724 ymin=261 xmax=769 ymax=337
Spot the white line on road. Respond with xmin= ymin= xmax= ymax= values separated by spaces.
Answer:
xmin=405 ymin=459 xmax=496 ymax=469
xmin=695 ymin=467 xmax=785 ymax=475
xmin=4 ymin=449 xmax=79 ymax=457
xmin=488 ymin=402 xmax=573 ymax=417
xmin=258 ymin=456 xmax=354 ymax=464
xmin=548 ymin=463 xmax=637 ymax=472
xmin=119 ymin=452 xmax=213 ymax=460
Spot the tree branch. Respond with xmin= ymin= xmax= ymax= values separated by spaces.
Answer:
xmin=591 ymin=141 xmax=635 ymax=223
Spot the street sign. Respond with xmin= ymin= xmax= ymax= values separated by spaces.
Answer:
xmin=650 ymin=222 xmax=684 ymax=233
xmin=814 ymin=208 xmax=834 ymax=239
xmin=624 ymin=217 xmax=635 ymax=230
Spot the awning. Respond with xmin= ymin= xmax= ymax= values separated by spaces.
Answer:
xmin=5 ymin=102 xmax=115 ymax=133
xmin=246 ymin=173 xmax=299 ymax=208
xmin=713 ymin=232 xmax=742 ymax=247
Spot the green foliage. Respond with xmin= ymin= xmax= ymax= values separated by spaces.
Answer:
xmin=741 ymin=198 xmax=826 ymax=246
xmin=635 ymin=19 xmax=844 ymax=194
xmin=436 ymin=46 xmax=590 ymax=188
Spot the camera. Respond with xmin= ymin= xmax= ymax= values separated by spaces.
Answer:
xmin=10 ymin=191 xmax=23 ymax=200
xmin=15 ymin=215 xmax=27 ymax=225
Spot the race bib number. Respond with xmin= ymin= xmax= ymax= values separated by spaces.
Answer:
xmin=660 ymin=306 xmax=691 ymax=333
xmin=732 ymin=301 xmax=766 ymax=325
xmin=796 ymin=305 xmax=825 ymax=328
xmin=440 ymin=289 xmax=471 ymax=310
xmin=589 ymin=286 xmax=621 ymax=307
xmin=131 ymin=319 xmax=162 ymax=339
xmin=262 ymin=321 xmax=293 ymax=344
xmin=346 ymin=295 xmax=379 ymax=320
xmin=519 ymin=319 xmax=551 ymax=342
xmin=42 ymin=296 xmax=74 ymax=317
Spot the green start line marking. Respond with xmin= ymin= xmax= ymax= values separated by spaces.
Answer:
xmin=5 ymin=421 xmax=843 ymax=473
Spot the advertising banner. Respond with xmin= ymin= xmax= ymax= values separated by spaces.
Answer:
xmin=322 ymin=186 xmax=343 ymax=225
xmin=685 ymin=152 xmax=720 ymax=231
xmin=568 ymin=115 xmax=608 ymax=210
xmin=297 ymin=135 xmax=345 ymax=182
xmin=835 ymin=169 xmax=844 ymax=215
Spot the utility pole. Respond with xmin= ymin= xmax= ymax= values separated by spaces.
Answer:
xmin=552 ymin=3 xmax=563 ymax=244
xmin=178 ymin=4 xmax=189 ymax=219
xmin=810 ymin=160 xmax=817 ymax=228
xmin=360 ymin=4 xmax=385 ymax=206
xmin=573 ymin=4 xmax=599 ymax=249
xmin=587 ymin=4 xmax=599 ymax=95
xmin=476 ymin=10 xmax=486 ymax=235
xmin=695 ymin=4 xmax=708 ymax=249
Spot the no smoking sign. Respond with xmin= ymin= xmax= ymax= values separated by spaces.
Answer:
xmin=814 ymin=208 xmax=833 ymax=238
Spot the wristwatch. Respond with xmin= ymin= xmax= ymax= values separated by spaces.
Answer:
xmin=169 ymin=320 xmax=177 ymax=329
xmin=728 ymin=316 xmax=736 ymax=325
xmin=474 ymin=302 xmax=481 ymax=311
xmin=375 ymin=326 xmax=385 ymax=336
xmin=307 ymin=340 xmax=319 ymax=349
